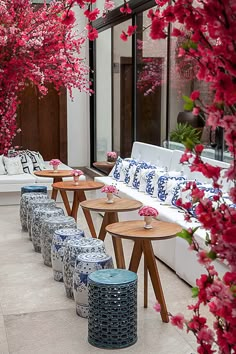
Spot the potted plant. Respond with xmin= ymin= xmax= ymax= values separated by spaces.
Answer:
xmin=170 ymin=123 xmax=202 ymax=148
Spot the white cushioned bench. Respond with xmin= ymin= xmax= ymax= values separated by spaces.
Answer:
xmin=0 ymin=161 xmax=73 ymax=206
xmin=95 ymin=141 xmax=230 ymax=287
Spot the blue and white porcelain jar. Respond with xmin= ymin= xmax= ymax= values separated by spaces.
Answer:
xmin=20 ymin=192 xmax=48 ymax=232
xmin=31 ymin=207 xmax=64 ymax=252
xmin=41 ymin=216 xmax=76 ymax=267
xmin=73 ymin=252 xmax=114 ymax=318
xmin=27 ymin=199 xmax=56 ymax=240
xmin=51 ymin=228 xmax=85 ymax=282
xmin=63 ymin=238 xmax=106 ymax=299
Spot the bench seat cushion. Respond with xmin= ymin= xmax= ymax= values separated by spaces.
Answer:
xmin=0 ymin=174 xmax=36 ymax=185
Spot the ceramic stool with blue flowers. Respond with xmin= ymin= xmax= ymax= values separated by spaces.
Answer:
xmin=41 ymin=216 xmax=76 ymax=267
xmin=27 ymin=199 xmax=56 ymax=240
xmin=31 ymin=207 xmax=64 ymax=252
xmin=51 ymin=228 xmax=85 ymax=282
xmin=20 ymin=192 xmax=49 ymax=232
xmin=73 ymin=252 xmax=113 ymax=318
xmin=63 ymin=238 xmax=106 ymax=299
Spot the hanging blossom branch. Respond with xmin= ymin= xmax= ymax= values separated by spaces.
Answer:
xmin=117 ymin=0 xmax=236 ymax=353
xmin=0 ymin=0 xmax=102 ymax=154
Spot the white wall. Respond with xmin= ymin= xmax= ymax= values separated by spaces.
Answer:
xmin=67 ymin=6 xmax=90 ymax=167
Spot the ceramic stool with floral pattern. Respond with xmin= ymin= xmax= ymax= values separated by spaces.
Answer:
xmin=51 ymin=228 xmax=85 ymax=282
xmin=31 ymin=207 xmax=65 ymax=252
xmin=20 ymin=192 xmax=48 ymax=232
xmin=41 ymin=216 xmax=76 ymax=267
xmin=27 ymin=199 xmax=56 ymax=240
xmin=73 ymin=252 xmax=113 ymax=318
xmin=63 ymin=238 xmax=106 ymax=299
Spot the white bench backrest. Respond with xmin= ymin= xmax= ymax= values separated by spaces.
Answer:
xmin=170 ymin=150 xmax=231 ymax=192
xmin=131 ymin=142 xmax=173 ymax=169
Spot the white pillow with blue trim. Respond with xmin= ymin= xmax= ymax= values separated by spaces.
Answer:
xmin=157 ymin=174 xmax=186 ymax=204
xmin=124 ymin=160 xmax=138 ymax=186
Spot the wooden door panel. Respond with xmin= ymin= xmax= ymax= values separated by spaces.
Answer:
xmin=14 ymin=84 xmax=67 ymax=163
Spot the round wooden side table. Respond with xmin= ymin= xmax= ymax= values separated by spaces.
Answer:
xmin=106 ymin=219 xmax=182 ymax=323
xmin=93 ymin=161 xmax=115 ymax=175
xmin=80 ymin=197 xmax=143 ymax=269
xmin=34 ymin=170 xmax=73 ymax=211
xmin=52 ymin=181 xmax=104 ymax=238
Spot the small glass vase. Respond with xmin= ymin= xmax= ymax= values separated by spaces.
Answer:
xmin=106 ymin=192 xmax=114 ymax=204
xmin=144 ymin=216 xmax=153 ymax=229
xmin=73 ymin=176 xmax=79 ymax=186
xmin=53 ymin=165 xmax=58 ymax=173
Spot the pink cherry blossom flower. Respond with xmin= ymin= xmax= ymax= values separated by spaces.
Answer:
xmin=170 ymin=314 xmax=185 ymax=329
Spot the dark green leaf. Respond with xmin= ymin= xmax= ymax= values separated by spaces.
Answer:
xmin=192 ymin=287 xmax=199 ymax=298
xmin=207 ymin=250 xmax=217 ymax=260
xmin=176 ymin=229 xmax=193 ymax=245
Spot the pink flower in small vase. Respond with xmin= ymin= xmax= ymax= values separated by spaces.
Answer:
xmin=49 ymin=159 xmax=61 ymax=167
xmin=101 ymin=185 xmax=118 ymax=194
xmin=138 ymin=206 xmax=158 ymax=217
xmin=71 ymin=169 xmax=84 ymax=177
xmin=106 ymin=151 xmax=117 ymax=162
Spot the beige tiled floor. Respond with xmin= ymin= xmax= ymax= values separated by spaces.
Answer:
xmin=0 ymin=194 xmax=198 ymax=354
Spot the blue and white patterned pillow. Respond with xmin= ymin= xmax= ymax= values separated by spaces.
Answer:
xmin=187 ymin=184 xmax=219 ymax=218
xmin=124 ymin=160 xmax=138 ymax=186
xmin=171 ymin=181 xmax=202 ymax=215
xmin=139 ymin=166 xmax=158 ymax=192
xmin=119 ymin=158 xmax=136 ymax=182
xmin=146 ymin=168 xmax=166 ymax=196
xmin=157 ymin=175 xmax=186 ymax=203
xmin=132 ymin=162 xmax=150 ymax=189
xmin=111 ymin=156 xmax=123 ymax=180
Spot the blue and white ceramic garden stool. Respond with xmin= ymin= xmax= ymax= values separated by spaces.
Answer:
xmin=31 ymin=207 xmax=64 ymax=252
xmin=41 ymin=216 xmax=76 ymax=267
xmin=73 ymin=253 xmax=113 ymax=318
xmin=51 ymin=228 xmax=85 ymax=282
xmin=88 ymin=269 xmax=138 ymax=349
xmin=20 ymin=192 xmax=48 ymax=232
xmin=27 ymin=199 xmax=56 ymax=240
xmin=21 ymin=185 xmax=47 ymax=196
xmin=63 ymin=238 xmax=106 ymax=299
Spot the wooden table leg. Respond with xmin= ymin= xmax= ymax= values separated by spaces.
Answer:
xmin=78 ymin=191 xmax=97 ymax=238
xmin=108 ymin=213 xmax=126 ymax=269
xmin=71 ymin=191 xmax=79 ymax=221
xmin=129 ymin=241 xmax=143 ymax=272
xmin=60 ymin=190 xmax=71 ymax=215
xmin=98 ymin=213 xmax=109 ymax=241
xmin=142 ymin=240 xmax=169 ymax=323
xmin=51 ymin=177 xmax=62 ymax=200
xmin=144 ymin=257 xmax=148 ymax=308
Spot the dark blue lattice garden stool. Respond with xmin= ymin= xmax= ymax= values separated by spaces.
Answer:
xmin=88 ymin=269 xmax=138 ymax=349
xmin=21 ymin=185 xmax=47 ymax=195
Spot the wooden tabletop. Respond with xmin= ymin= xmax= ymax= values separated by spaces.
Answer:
xmin=52 ymin=181 xmax=104 ymax=191
xmin=80 ymin=198 xmax=143 ymax=213
xmin=106 ymin=220 xmax=182 ymax=241
xmin=34 ymin=170 xmax=73 ymax=178
xmin=93 ymin=161 xmax=115 ymax=168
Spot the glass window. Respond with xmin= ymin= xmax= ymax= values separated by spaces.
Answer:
xmin=136 ymin=9 xmax=167 ymax=147
xmin=95 ymin=29 xmax=112 ymax=161
xmin=113 ymin=20 xmax=132 ymax=157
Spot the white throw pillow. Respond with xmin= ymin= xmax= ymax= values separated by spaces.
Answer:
xmin=19 ymin=152 xmax=34 ymax=174
xmin=3 ymin=156 xmax=24 ymax=175
xmin=26 ymin=150 xmax=46 ymax=171
xmin=0 ymin=155 xmax=6 ymax=175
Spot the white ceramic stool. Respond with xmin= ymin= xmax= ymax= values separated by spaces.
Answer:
xmin=73 ymin=252 xmax=113 ymax=318
xmin=41 ymin=216 xmax=76 ymax=267
xmin=51 ymin=228 xmax=85 ymax=282
xmin=63 ymin=238 xmax=106 ymax=299
xmin=31 ymin=207 xmax=64 ymax=252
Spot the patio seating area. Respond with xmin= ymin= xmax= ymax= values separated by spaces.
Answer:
xmin=0 ymin=194 xmax=202 ymax=354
